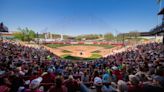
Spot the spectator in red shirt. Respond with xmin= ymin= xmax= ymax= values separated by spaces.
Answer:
xmin=48 ymin=76 xmax=67 ymax=92
xmin=42 ymin=68 xmax=55 ymax=83
xmin=0 ymin=77 xmax=11 ymax=92
xmin=127 ymin=75 xmax=143 ymax=92
xmin=64 ymin=75 xmax=79 ymax=92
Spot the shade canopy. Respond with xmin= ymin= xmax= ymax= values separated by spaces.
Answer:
xmin=0 ymin=22 xmax=8 ymax=32
xmin=158 ymin=8 xmax=164 ymax=15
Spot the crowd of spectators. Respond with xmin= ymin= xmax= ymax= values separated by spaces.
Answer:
xmin=0 ymin=41 xmax=164 ymax=92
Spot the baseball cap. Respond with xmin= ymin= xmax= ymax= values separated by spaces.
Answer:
xmin=29 ymin=77 xmax=43 ymax=89
xmin=94 ymin=77 xmax=102 ymax=84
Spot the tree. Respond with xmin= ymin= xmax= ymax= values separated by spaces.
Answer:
xmin=128 ymin=31 xmax=140 ymax=43
xmin=104 ymin=33 xmax=115 ymax=41
xmin=13 ymin=32 xmax=24 ymax=40
xmin=75 ymin=34 xmax=100 ymax=41
xmin=116 ymin=33 xmax=124 ymax=42
xmin=117 ymin=31 xmax=140 ymax=44
xmin=13 ymin=27 xmax=36 ymax=42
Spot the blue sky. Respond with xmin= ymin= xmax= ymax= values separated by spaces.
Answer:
xmin=0 ymin=0 xmax=162 ymax=35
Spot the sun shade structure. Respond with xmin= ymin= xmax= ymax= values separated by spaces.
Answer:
xmin=0 ymin=22 xmax=9 ymax=32
xmin=158 ymin=8 xmax=164 ymax=15
xmin=147 ymin=8 xmax=164 ymax=35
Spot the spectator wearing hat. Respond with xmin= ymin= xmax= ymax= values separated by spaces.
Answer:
xmin=93 ymin=71 xmax=103 ymax=92
xmin=42 ymin=68 xmax=55 ymax=83
xmin=25 ymin=77 xmax=43 ymax=92
xmin=102 ymin=71 xmax=111 ymax=83
xmin=41 ymin=68 xmax=55 ymax=91
xmin=112 ymin=66 xmax=122 ymax=82
xmin=151 ymin=75 xmax=164 ymax=91
xmin=143 ymin=75 xmax=164 ymax=92
xmin=127 ymin=75 xmax=143 ymax=92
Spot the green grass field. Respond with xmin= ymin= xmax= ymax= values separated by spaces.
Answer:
xmin=46 ymin=44 xmax=69 ymax=48
xmin=61 ymin=53 xmax=102 ymax=60
xmin=91 ymin=50 xmax=101 ymax=53
xmin=46 ymin=44 xmax=114 ymax=49
xmin=62 ymin=50 xmax=72 ymax=53
xmin=46 ymin=44 xmax=113 ymax=60
xmin=89 ymin=53 xmax=102 ymax=58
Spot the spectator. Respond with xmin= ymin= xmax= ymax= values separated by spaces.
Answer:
xmin=0 ymin=77 xmax=11 ymax=92
xmin=48 ymin=76 xmax=67 ymax=92
xmin=127 ymin=75 xmax=143 ymax=92
xmin=0 ymin=41 xmax=164 ymax=92
xmin=94 ymin=71 xmax=103 ymax=92
xmin=64 ymin=75 xmax=78 ymax=92
xmin=117 ymin=80 xmax=128 ymax=92
xmin=25 ymin=77 xmax=43 ymax=92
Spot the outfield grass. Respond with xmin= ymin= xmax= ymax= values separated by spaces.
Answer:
xmin=61 ymin=53 xmax=102 ymax=60
xmin=46 ymin=44 xmax=69 ymax=48
xmin=46 ymin=44 xmax=114 ymax=49
xmin=61 ymin=54 xmax=82 ymax=60
xmin=62 ymin=50 xmax=72 ymax=53
xmin=89 ymin=53 xmax=102 ymax=58
xmin=46 ymin=44 xmax=109 ymax=60
xmin=91 ymin=50 xmax=101 ymax=53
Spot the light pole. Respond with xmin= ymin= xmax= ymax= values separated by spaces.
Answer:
xmin=122 ymin=33 xmax=125 ymax=46
xmin=37 ymin=32 xmax=39 ymax=45
xmin=115 ymin=29 xmax=119 ymax=43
